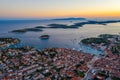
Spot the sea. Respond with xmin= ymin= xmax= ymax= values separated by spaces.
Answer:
xmin=0 ymin=19 xmax=120 ymax=55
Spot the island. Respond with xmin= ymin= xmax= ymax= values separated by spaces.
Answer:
xmin=52 ymin=17 xmax=86 ymax=20
xmin=11 ymin=28 xmax=43 ymax=33
xmin=35 ymin=26 xmax=47 ymax=29
xmin=11 ymin=20 xmax=120 ymax=33
xmin=40 ymin=35 xmax=50 ymax=39
xmin=73 ymin=20 xmax=120 ymax=27
xmin=81 ymin=37 xmax=110 ymax=45
xmin=35 ymin=20 xmax=120 ymax=29
xmin=48 ymin=24 xmax=78 ymax=29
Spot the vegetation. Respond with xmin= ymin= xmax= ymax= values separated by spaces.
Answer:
xmin=111 ymin=77 xmax=120 ymax=80
xmin=77 ymin=71 xmax=85 ymax=77
xmin=99 ymin=34 xmax=119 ymax=38
xmin=73 ymin=20 xmax=120 ymax=27
xmin=40 ymin=35 xmax=50 ymax=39
xmin=0 ymin=38 xmax=20 ymax=48
xmin=111 ymin=44 xmax=120 ymax=55
xmin=12 ymin=29 xmax=27 ymax=33
xmin=81 ymin=37 xmax=110 ymax=45
xmin=98 ymin=70 xmax=109 ymax=77
xmin=48 ymin=24 xmax=78 ymax=29
xmin=53 ymin=17 xmax=86 ymax=20
xmin=11 ymin=28 xmax=43 ymax=33
xmin=35 ymin=26 xmax=46 ymax=28
xmin=80 ymin=60 xmax=85 ymax=64
xmin=0 ymin=38 xmax=20 ymax=43
xmin=74 ymin=70 xmax=85 ymax=77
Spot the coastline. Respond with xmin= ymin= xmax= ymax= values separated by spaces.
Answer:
xmin=0 ymin=18 xmax=120 ymax=79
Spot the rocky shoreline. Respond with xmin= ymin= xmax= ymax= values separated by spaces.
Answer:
xmin=0 ymin=38 xmax=20 ymax=48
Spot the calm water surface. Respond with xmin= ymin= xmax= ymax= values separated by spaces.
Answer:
xmin=0 ymin=20 xmax=120 ymax=55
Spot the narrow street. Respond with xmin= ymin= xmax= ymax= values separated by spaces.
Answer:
xmin=84 ymin=56 xmax=99 ymax=80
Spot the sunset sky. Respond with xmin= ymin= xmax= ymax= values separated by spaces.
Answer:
xmin=0 ymin=0 xmax=120 ymax=19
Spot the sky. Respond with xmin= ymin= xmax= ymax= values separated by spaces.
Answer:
xmin=0 ymin=0 xmax=120 ymax=19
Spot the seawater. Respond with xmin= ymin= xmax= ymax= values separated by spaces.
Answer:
xmin=0 ymin=19 xmax=120 ymax=55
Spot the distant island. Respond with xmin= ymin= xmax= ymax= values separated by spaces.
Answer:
xmin=73 ymin=20 xmax=120 ymax=27
xmin=11 ymin=19 xmax=120 ymax=33
xmin=48 ymin=24 xmax=78 ymax=29
xmin=11 ymin=28 xmax=43 ymax=33
xmin=36 ymin=19 xmax=120 ymax=29
xmin=52 ymin=17 xmax=86 ymax=20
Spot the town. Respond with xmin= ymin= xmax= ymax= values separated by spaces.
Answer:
xmin=0 ymin=34 xmax=120 ymax=80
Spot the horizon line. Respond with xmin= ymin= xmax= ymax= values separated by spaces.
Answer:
xmin=0 ymin=17 xmax=120 ymax=20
